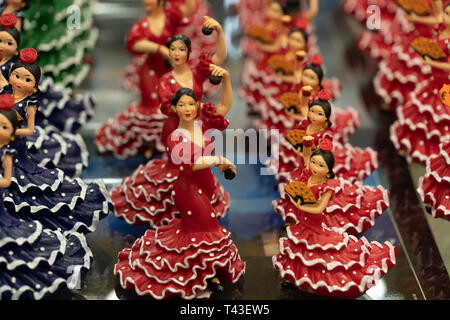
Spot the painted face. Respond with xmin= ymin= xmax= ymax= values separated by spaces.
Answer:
xmin=266 ymin=2 xmax=283 ymax=20
xmin=309 ymin=154 xmax=329 ymax=179
xmin=0 ymin=31 xmax=17 ymax=60
xmin=443 ymin=6 xmax=450 ymax=26
xmin=143 ymin=0 xmax=159 ymax=12
xmin=10 ymin=67 xmax=36 ymax=95
xmin=288 ymin=31 xmax=306 ymax=52
xmin=0 ymin=113 xmax=14 ymax=145
xmin=302 ymin=69 xmax=320 ymax=89
xmin=308 ymin=104 xmax=327 ymax=126
xmin=169 ymin=40 xmax=189 ymax=66
xmin=175 ymin=94 xmax=198 ymax=122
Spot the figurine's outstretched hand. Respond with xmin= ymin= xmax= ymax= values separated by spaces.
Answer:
xmin=203 ymin=16 xmax=222 ymax=33
xmin=209 ymin=64 xmax=229 ymax=78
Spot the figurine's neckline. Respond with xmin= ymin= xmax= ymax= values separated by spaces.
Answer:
xmin=177 ymin=121 xmax=205 ymax=149
xmin=170 ymin=71 xmax=194 ymax=90
xmin=146 ymin=13 xmax=166 ymax=38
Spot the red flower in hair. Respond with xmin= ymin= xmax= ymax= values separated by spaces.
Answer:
xmin=311 ymin=54 xmax=323 ymax=66
xmin=20 ymin=48 xmax=38 ymax=65
xmin=295 ymin=18 xmax=308 ymax=30
xmin=319 ymin=139 xmax=333 ymax=152
xmin=317 ymin=89 xmax=331 ymax=101
xmin=0 ymin=14 xmax=17 ymax=30
xmin=0 ymin=94 xmax=15 ymax=111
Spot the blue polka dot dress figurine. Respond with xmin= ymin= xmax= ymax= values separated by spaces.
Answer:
xmin=0 ymin=94 xmax=101 ymax=300
xmin=0 ymin=0 xmax=28 ymax=31
xmin=0 ymin=47 xmax=90 ymax=178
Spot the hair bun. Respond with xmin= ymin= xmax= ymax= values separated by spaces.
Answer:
xmin=319 ymin=139 xmax=333 ymax=152
xmin=0 ymin=94 xmax=15 ymax=111
xmin=317 ymin=89 xmax=331 ymax=101
xmin=311 ymin=54 xmax=323 ymax=67
xmin=0 ymin=14 xmax=17 ymax=30
xmin=20 ymin=48 xmax=38 ymax=65
xmin=295 ymin=18 xmax=308 ymax=30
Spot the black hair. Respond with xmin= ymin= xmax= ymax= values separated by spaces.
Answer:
xmin=283 ymin=0 xmax=301 ymax=15
xmin=288 ymin=27 xmax=309 ymax=48
xmin=166 ymin=33 xmax=192 ymax=60
xmin=311 ymin=148 xmax=335 ymax=179
xmin=303 ymin=64 xmax=324 ymax=89
xmin=157 ymin=0 xmax=166 ymax=6
xmin=0 ymin=26 xmax=20 ymax=47
xmin=308 ymin=98 xmax=332 ymax=127
xmin=9 ymin=60 xmax=41 ymax=97
xmin=0 ymin=108 xmax=20 ymax=142
xmin=171 ymin=88 xmax=198 ymax=106
xmin=21 ymin=0 xmax=31 ymax=10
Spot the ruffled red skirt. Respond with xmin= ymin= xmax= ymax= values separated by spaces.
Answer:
xmin=114 ymin=218 xmax=246 ymax=299
xmin=273 ymin=220 xmax=397 ymax=299
xmin=417 ymin=140 xmax=450 ymax=220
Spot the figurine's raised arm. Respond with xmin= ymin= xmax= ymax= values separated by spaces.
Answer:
xmin=203 ymin=16 xmax=227 ymax=65
xmin=210 ymin=64 xmax=233 ymax=116
xmin=302 ymin=0 xmax=319 ymax=21
xmin=0 ymin=153 xmax=12 ymax=188
xmin=179 ymin=0 xmax=197 ymax=18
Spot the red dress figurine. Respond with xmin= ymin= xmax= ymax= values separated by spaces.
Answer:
xmin=95 ymin=0 xmax=195 ymax=159
xmin=111 ymin=65 xmax=232 ymax=227
xmin=390 ymin=3 xmax=450 ymax=164
xmin=266 ymin=89 xmax=378 ymax=184
xmin=123 ymin=0 xmax=217 ymax=95
xmin=417 ymin=137 xmax=450 ymax=220
xmin=115 ymin=75 xmax=245 ymax=299
xmin=272 ymin=140 xmax=396 ymax=299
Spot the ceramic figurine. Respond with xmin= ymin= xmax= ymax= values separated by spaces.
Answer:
xmin=0 ymin=51 xmax=111 ymax=233
xmin=272 ymin=140 xmax=396 ymax=298
xmin=240 ymin=18 xmax=333 ymax=118
xmin=372 ymin=0 xmax=439 ymax=112
xmin=123 ymin=0 xmax=219 ymax=95
xmin=254 ymin=54 xmax=356 ymax=143
xmin=0 ymin=13 xmax=96 ymax=136
xmin=95 ymin=0 xmax=199 ymax=159
xmin=114 ymin=70 xmax=245 ymax=299
xmin=390 ymin=1 xmax=450 ymax=164
xmin=417 ymin=137 xmax=450 ymax=221
xmin=266 ymin=89 xmax=378 ymax=184
xmin=239 ymin=1 xmax=320 ymax=63
xmin=111 ymin=64 xmax=231 ymax=227
xmin=0 ymin=47 xmax=89 ymax=178
xmin=0 ymin=93 xmax=101 ymax=300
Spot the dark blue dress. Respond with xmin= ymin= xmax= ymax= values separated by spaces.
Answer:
xmin=0 ymin=145 xmax=96 ymax=300
xmin=0 ymin=84 xmax=89 ymax=177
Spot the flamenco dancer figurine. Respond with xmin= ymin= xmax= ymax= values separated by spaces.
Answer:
xmin=273 ymin=138 xmax=389 ymax=236
xmin=0 ymin=94 xmax=100 ymax=300
xmin=267 ymin=88 xmax=377 ymax=184
xmin=115 ymin=76 xmax=245 ymax=299
xmin=111 ymin=65 xmax=232 ymax=227
xmin=272 ymin=140 xmax=397 ymax=299
xmin=0 ymin=13 xmax=96 ymax=136
xmin=158 ymin=28 xmax=227 ymax=152
xmin=0 ymin=47 xmax=89 ymax=178
xmin=390 ymin=0 xmax=450 ymax=164
xmin=417 ymin=137 xmax=450 ymax=221
xmin=95 ymin=0 xmax=197 ymax=159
